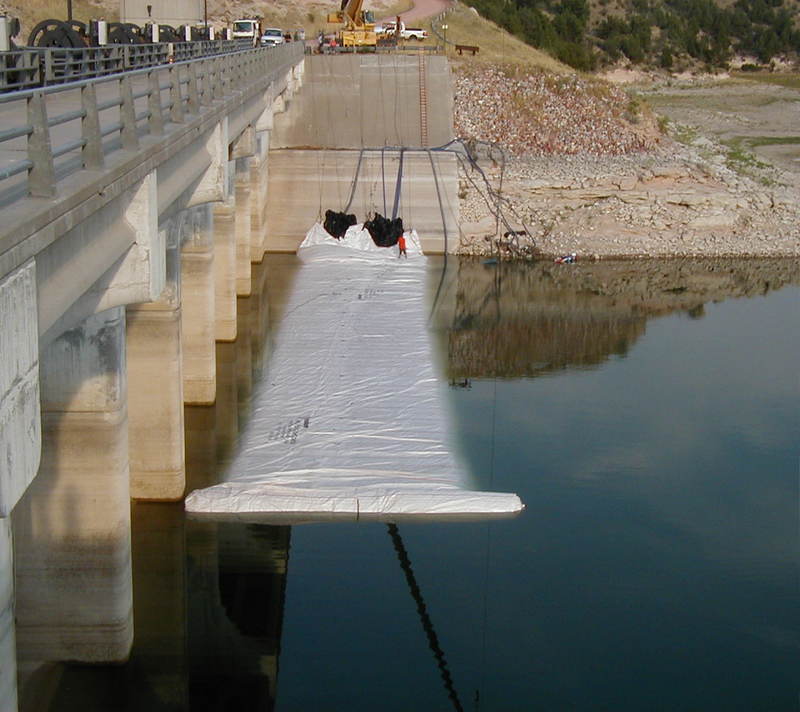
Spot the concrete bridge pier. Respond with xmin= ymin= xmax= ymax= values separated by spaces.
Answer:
xmin=127 ymin=222 xmax=185 ymax=501
xmin=185 ymin=399 xmax=218 ymax=494
xmin=181 ymin=206 xmax=217 ymax=406
xmin=1 ymin=519 xmax=17 ymax=711
xmin=12 ymin=307 xmax=133 ymax=663
xmin=213 ymin=190 xmax=238 ymax=343
xmin=235 ymin=296 xmax=254 ymax=405
xmin=249 ymin=136 xmax=271 ymax=263
xmin=214 ymin=340 xmax=240 ymax=462
xmin=235 ymin=159 xmax=254 ymax=297
xmin=0 ymin=260 xmax=41 ymax=519
xmin=0 ymin=258 xmax=41 ymax=711
xmin=248 ymin=261 xmax=271 ymax=380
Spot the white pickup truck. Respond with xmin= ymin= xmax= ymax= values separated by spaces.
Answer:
xmin=377 ymin=20 xmax=427 ymax=41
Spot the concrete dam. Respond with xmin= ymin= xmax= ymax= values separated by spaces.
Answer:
xmin=0 ymin=46 xmax=459 ymax=710
xmin=267 ymin=53 xmax=459 ymax=252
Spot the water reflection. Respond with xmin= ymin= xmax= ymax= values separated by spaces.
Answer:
xmin=278 ymin=257 xmax=798 ymax=710
xmin=186 ymin=521 xmax=288 ymax=709
xmin=14 ymin=255 xmax=799 ymax=711
xmin=436 ymin=257 xmax=799 ymax=378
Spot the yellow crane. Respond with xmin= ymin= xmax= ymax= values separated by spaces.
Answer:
xmin=327 ymin=0 xmax=376 ymax=47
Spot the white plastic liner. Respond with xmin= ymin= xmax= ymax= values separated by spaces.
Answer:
xmin=185 ymin=223 xmax=524 ymax=523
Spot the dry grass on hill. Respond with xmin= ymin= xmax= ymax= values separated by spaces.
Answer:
xmin=437 ymin=3 xmax=571 ymax=73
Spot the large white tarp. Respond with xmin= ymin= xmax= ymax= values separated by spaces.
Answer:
xmin=185 ymin=223 xmax=524 ymax=523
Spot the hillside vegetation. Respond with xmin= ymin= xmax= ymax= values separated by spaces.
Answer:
xmin=462 ymin=0 xmax=800 ymax=70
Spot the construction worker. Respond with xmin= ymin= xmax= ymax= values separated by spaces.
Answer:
xmin=398 ymin=234 xmax=407 ymax=258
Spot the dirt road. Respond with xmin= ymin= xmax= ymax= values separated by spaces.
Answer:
xmin=379 ymin=0 xmax=452 ymax=24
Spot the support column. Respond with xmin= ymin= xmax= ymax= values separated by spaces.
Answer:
xmin=0 ymin=261 xmax=40 ymax=705
xmin=235 ymin=296 xmax=253 ymax=406
xmin=181 ymin=206 xmax=216 ymax=405
xmin=213 ymin=341 xmax=239 ymax=463
xmin=249 ymin=133 xmax=271 ymax=263
xmin=248 ymin=260 xmax=270 ymax=380
xmin=213 ymin=197 xmax=237 ymax=343
xmin=0 ymin=519 xmax=17 ymax=712
xmin=235 ymin=159 xmax=253 ymax=297
xmin=0 ymin=259 xmax=41 ymax=517
xmin=12 ymin=307 xmax=133 ymax=663
xmin=185 ymin=402 xmax=217 ymax=493
xmin=127 ymin=222 xmax=185 ymax=500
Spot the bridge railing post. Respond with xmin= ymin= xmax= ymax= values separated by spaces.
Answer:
xmin=148 ymin=69 xmax=164 ymax=136
xmin=42 ymin=51 xmax=55 ymax=86
xmin=248 ymin=50 xmax=256 ymax=83
xmin=186 ymin=62 xmax=200 ymax=114
xmin=213 ymin=57 xmax=224 ymax=100
xmin=120 ymin=75 xmax=139 ymax=151
xmin=197 ymin=60 xmax=210 ymax=106
xmin=105 ymin=46 xmax=123 ymax=75
xmin=169 ymin=65 xmax=184 ymax=123
xmin=227 ymin=54 xmax=235 ymax=93
xmin=81 ymin=82 xmax=104 ymax=170
xmin=26 ymin=92 xmax=56 ymax=197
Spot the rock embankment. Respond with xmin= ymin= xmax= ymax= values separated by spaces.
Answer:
xmin=454 ymin=65 xmax=659 ymax=156
xmin=453 ymin=65 xmax=800 ymax=259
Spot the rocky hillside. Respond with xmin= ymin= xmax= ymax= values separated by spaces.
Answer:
xmin=454 ymin=64 xmax=660 ymax=156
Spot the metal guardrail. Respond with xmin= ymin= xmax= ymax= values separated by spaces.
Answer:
xmin=0 ymin=39 xmax=254 ymax=92
xmin=430 ymin=7 xmax=457 ymax=47
xmin=0 ymin=41 xmax=304 ymax=199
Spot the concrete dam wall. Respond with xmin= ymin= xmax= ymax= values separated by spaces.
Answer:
xmin=266 ymin=54 xmax=459 ymax=254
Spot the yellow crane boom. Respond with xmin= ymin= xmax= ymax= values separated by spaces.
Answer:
xmin=327 ymin=0 xmax=376 ymax=46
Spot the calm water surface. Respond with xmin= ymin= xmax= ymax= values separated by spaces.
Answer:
xmin=22 ymin=257 xmax=799 ymax=711
xmin=275 ymin=258 xmax=799 ymax=712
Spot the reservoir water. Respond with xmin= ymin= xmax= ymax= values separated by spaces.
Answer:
xmin=18 ymin=256 xmax=799 ymax=711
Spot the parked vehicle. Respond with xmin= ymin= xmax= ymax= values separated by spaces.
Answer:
xmin=260 ymin=28 xmax=285 ymax=46
xmin=376 ymin=20 xmax=427 ymax=41
xmin=232 ymin=18 xmax=261 ymax=45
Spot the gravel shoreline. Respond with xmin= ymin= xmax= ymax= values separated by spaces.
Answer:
xmin=453 ymin=65 xmax=800 ymax=260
